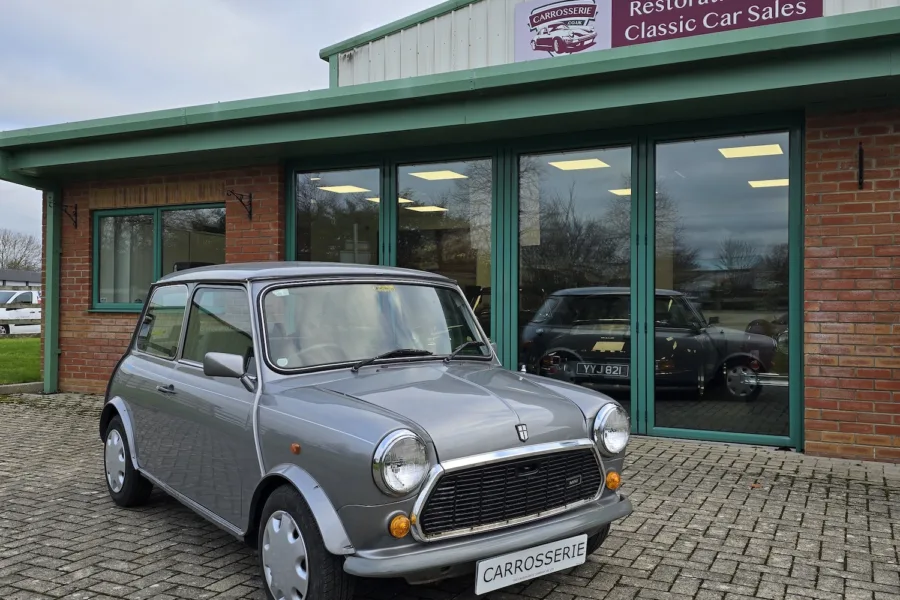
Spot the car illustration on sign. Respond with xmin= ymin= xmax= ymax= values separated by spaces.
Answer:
xmin=99 ymin=262 xmax=633 ymax=599
xmin=528 ymin=0 xmax=598 ymax=55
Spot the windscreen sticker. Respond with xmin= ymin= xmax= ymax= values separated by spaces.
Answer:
xmin=272 ymin=289 xmax=289 ymax=297
xmin=375 ymin=285 xmax=395 ymax=292
xmin=276 ymin=358 xmax=289 ymax=367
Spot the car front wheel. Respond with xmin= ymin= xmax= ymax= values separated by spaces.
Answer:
xmin=258 ymin=485 xmax=354 ymax=600
xmin=724 ymin=361 xmax=763 ymax=401
xmin=104 ymin=415 xmax=153 ymax=507
xmin=0 ymin=325 xmax=8 ymax=335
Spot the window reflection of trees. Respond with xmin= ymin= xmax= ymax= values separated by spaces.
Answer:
xmin=295 ymin=174 xmax=379 ymax=264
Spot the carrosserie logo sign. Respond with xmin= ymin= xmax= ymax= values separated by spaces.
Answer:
xmin=514 ymin=0 xmax=823 ymax=63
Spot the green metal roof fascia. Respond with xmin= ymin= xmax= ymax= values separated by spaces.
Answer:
xmin=9 ymin=43 xmax=899 ymax=172
xmin=318 ymin=0 xmax=480 ymax=60
xmin=1 ymin=7 xmax=899 ymax=151
xmin=0 ymin=151 xmax=54 ymax=189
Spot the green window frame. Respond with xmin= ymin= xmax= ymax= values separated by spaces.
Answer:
xmin=91 ymin=203 xmax=226 ymax=312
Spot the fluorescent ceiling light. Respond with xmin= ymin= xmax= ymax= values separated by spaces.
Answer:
xmin=719 ymin=144 xmax=783 ymax=158
xmin=398 ymin=197 xmax=414 ymax=204
xmin=548 ymin=159 xmax=610 ymax=170
xmin=405 ymin=206 xmax=448 ymax=212
xmin=310 ymin=177 xmax=321 ymax=181
xmin=408 ymin=170 xmax=468 ymax=181
xmin=748 ymin=179 xmax=789 ymax=188
xmin=366 ymin=197 xmax=380 ymax=203
xmin=609 ymin=188 xmax=632 ymax=196
xmin=319 ymin=185 xmax=370 ymax=193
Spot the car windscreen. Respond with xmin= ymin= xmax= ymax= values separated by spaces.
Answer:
xmin=0 ymin=292 xmax=14 ymax=304
xmin=262 ymin=282 xmax=490 ymax=370
xmin=555 ymin=295 xmax=630 ymax=324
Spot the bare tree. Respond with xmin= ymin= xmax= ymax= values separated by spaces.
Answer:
xmin=0 ymin=229 xmax=41 ymax=271
xmin=717 ymin=237 xmax=760 ymax=292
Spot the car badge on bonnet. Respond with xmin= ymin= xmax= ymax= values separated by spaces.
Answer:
xmin=516 ymin=423 xmax=529 ymax=442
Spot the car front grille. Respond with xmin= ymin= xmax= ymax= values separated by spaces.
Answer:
xmin=418 ymin=448 xmax=603 ymax=538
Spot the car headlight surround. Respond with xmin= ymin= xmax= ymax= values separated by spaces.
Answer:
xmin=593 ymin=403 xmax=630 ymax=456
xmin=372 ymin=429 xmax=430 ymax=496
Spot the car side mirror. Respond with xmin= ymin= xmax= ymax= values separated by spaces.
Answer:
xmin=204 ymin=352 xmax=246 ymax=379
xmin=204 ymin=352 xmax=256 ymax=392
xmin=708 ymin=316 xmax=720 ymax=325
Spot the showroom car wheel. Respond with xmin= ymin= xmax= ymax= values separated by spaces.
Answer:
xmin=725 ymin=362 xmax=762 ymax=401
xmin=104 ymin=415 xmax=153 ymax=507
xmin=258 ymin=485 xmax=354 ymax=600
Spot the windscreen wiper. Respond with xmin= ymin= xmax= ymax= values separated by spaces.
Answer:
xmin=351 ymin=349 xmax=433 ymax=373
xmin=444 ymin=340 xmax=486 ymax=363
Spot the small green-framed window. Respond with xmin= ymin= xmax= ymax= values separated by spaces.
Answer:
xmin=92 ymin=204 xmax=226 ymax=311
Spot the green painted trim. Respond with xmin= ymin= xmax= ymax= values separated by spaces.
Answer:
xmin=43 ymin=189 xmax=61 ymax=394
xmin=91 ymin=204 xmax=225 ymax=310
xmin=2 ymin=8 xmax=898 ymax=156
xmin=329 ymin=54 xmax=340 ymax=88
xmin=633 ymin=138 xmax=648 ymax=435
xmin=285 ymin=165 xmax=297 ymax=260
xmin=380 ymin=159 xmax=396 ymax=266
xmin=648 ymin=427 xmax=793 ymax=448
xmin=789 ymin=125 xmax=805 ymax=452
xmin=0 ymin=151 xmax=54 ymax=189
xmin=319 ymin=0 xmax=480 ymax=60
xmin=492 ymin=148 xmax=517 ymax=370
xmin=641 ymin=137 xmax=656 ymax=434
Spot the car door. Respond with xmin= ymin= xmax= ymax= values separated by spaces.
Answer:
xmin=166 ymin=285 xmax=259 ymax=528
xmin=654 ymin=295 xmax=714 ymax=390
xmin=126 ymin=284 xmax=191 ymax=480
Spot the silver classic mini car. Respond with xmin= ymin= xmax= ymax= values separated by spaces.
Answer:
xmin=99 ymin=263 xmax=632 ymax=599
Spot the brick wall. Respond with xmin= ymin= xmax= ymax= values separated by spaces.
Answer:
xmin=804 ymin=107 xmax=900 ymax=463
xmin=50 ymin=166 xmax=284 ymax=394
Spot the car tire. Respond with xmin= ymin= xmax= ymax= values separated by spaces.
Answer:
xmin=103 ymin=415 xmax=153 ymax=507
xmin=724 ymin=361 xmax=763 ymax=402
xmin=586 ymin=524 xmax=611 ymax=555
xmin=257 ymin=485 xmax=355 ymax=600
xmin=0 ymin=325 xmax=8 ymax=335
xmin=553 ymin=39 xmax=563 ymax=54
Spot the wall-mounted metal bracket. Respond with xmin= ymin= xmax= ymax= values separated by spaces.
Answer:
xmin=62 ymin=203 xmax=77 ymax=228
xmin=227 ymin=190 xmax=253 ymax=220
xmin=858 ymin=143 xmax=865 ymax=190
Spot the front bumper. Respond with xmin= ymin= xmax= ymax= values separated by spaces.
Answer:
xmin=342 ymin=493 xmax=632 ymax=579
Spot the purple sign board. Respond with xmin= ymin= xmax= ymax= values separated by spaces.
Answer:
xmin=514 ymin=0 xmax=824 ymax=62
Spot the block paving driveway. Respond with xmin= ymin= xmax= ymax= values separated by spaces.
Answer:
xmin=0 ymin=393 xmax=898 ymax=600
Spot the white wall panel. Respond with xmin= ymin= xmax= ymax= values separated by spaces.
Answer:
xmin=419 ymin=19 xmax=436 ymax=77
xmin=336 ymin=0 xmax=897 ymax=86
xmin=435 ymin=13 xmax=454 ymax=74
xmin=825 ymin=0 xmax=900 ymax=14
xmin=469 ymin=0 xmax=489 ymax=70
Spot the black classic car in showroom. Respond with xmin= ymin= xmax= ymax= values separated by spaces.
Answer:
xmin=519 ymin=288 xmax=779 ymax=401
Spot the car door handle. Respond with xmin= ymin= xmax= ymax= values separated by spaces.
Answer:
xmin=156 ymin=384 xmax=176 ymax=395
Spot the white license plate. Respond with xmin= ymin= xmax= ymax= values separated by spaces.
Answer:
xmin=576 ymin=363 xmax=629 ymax=377
xmin=474 ymin=534 xmax=588 ymax=595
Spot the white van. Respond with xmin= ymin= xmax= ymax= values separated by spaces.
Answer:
xmin=0 ymin=289 xmax=41 ymax=335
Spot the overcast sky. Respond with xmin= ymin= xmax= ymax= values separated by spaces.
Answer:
xmin=0 ymin=0 xmax=442 ymax=240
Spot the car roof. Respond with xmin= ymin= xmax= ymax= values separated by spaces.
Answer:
xmin=157 ymin=261 xmax=455 ymax=285
xmin=550 ymin=287 xmax=682 ymax=297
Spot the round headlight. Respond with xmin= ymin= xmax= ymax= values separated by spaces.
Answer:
xmin=593 ymin=404 xmax=630 ymax=456
xmin=372 ymin=430 xmax=430 ymax=496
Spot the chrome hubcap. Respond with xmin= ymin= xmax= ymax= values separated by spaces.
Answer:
xmin=105 ymin=430 xmax=126 ymax=493
xmin=262 ymin=510 xmax=309 ymax=600
xmin=726 ymin=365 xmax=756 ymax=398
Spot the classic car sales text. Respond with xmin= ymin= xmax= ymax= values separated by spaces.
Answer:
xmin=625 ymin=1 xmax=812 ymax=42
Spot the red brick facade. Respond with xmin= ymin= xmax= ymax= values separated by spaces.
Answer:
xmin=49 ymin=166 xmax=285 ymax=394
xmin=804 ymin=107 xmax=900 ymax=462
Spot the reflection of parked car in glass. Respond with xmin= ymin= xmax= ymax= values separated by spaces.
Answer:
xmin=531 ymin=23 xmax=597 ymax=54
xmin=519 ymin=288 xmax=778 ymax=401
xmin=470 ymin=286 xmax=546 ymax=339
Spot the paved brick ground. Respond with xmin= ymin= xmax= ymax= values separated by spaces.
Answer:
xmin=1 ymin=393 xmax=898 ymax=600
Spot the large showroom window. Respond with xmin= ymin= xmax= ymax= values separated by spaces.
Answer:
xmin=653 ymin=132 xmax=791 ymax=436
xmin=295 ymin=168 xmax=380 ymax=264
xmin=397 ymin=159 xmax=493 ymax=332
xmin=94 ymin=205 xmax=225 ymax=309
xmin=517 ymin=146 xmax=634 ymax=414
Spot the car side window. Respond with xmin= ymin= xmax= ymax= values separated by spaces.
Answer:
xmin=182 ymin=287 xmax=254 ymax=368
xmin=136 ymin=285 xmax=189 ymax=360
xmin=16 ymin=292 xmax=33 ymax=304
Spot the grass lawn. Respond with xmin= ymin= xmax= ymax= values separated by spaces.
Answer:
xmin=0 ymin=337 xmax=41 ymax=385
